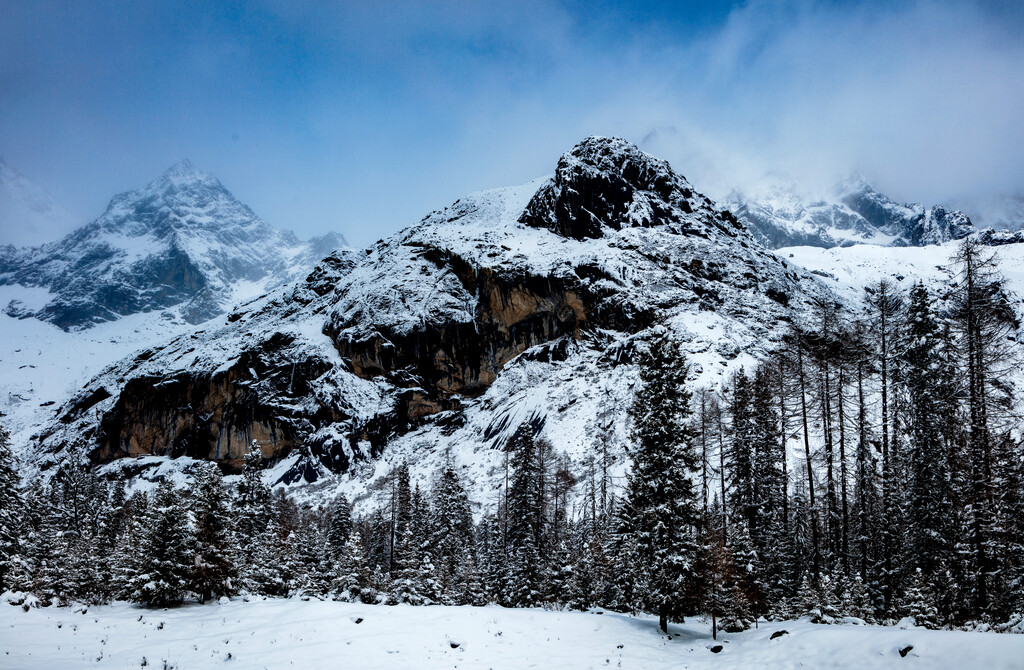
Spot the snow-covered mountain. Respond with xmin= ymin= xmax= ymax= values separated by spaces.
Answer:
xmin=725 ymin=175 xmax=975 ymax=249
xmin=0 ymin=158 xmax=79 ymax=248
xmin=0 ymin=161 xmax=347 ymax=330
xmin=29 ymin=137 xmax=836 ymax=503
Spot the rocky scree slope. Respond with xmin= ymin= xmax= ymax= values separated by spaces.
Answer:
xmin=726 ymin=176 xmax=975 ymax=249
xmin=31 ymin=138 xmax=835 ymax=490
xmin=0 ymin=161 xmax=345 ymax=330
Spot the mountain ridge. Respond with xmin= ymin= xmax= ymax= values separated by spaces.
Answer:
xmin=725 ymin=175 xmax=975 ymax=249
xmin=0 ymin=162 xmax=348 ymax=330
xmin=27 ymin=138 xmax=834 ymax=504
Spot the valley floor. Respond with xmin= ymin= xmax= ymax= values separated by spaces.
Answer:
xmin=2 ymin=599 xmax=1023 ymax=670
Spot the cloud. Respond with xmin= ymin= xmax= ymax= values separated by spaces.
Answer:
xmin=1 ymin=1 xmax=1022 ymax=246
xmin=600 ymin=0 xmax=1024 ymax=204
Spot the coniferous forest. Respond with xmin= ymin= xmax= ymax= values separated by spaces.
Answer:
xmin=1 ymin=239 xmax=1022 ymax=634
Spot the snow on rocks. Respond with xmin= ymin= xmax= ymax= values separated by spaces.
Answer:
xmin=0 ymin=160 xmax=348 ymax=331
xmin=22 ymin=138 xmax=844 ymax=510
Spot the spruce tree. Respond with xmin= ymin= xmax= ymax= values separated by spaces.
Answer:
xmin=505 ymin=422 xmax=544 ymax=607
xmin=0 ymin=425 xmax=24 ymax=591
xmin=621 ymin=329 xmax=701 ymax=633
xmin=244 ymin=521 xmax=290 ymax=597
xmin=332 ymin=530 xmax=371 ymax=602
xmin=132 ymin=480 xmax=193 ymax=607
xmin=236 ymin=440 xmax=272 ymax=568
xmin=427 ymin=459 xmax=475 ymax=598
xmin=190 ymin=463 xmax=236 ymax=603
xmin=327 ymin=492 xmax=353 ymax=557
xmin=902 ymin=283 xmax=955 ymax=583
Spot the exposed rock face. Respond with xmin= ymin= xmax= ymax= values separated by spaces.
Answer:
xmin=726 ymin=175 xmax=975 ymax=249
xmin=93 ymin=345 xmax=341 ymax=471
xmin=34 ymin=137 xmax=833 ymax=485
xmin=0 ymin=161 xmax=347 ymax=330
xmin=521 ymin=137 xmax=739 ymax=241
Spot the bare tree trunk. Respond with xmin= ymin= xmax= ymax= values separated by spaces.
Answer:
xmin=797 ymin=346 xmax=820 ymax=581
xmin=837 ymin=361 xmax=850 ymax=577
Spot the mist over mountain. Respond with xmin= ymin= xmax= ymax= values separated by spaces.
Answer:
xmin=724 ymin=174 xmax=976 ymax=250
xmin=0 ymin=158 xmax=79 ymax=248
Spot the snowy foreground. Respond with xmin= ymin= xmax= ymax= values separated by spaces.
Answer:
xmin=3 ymin=600 xmax=1023 ymax=670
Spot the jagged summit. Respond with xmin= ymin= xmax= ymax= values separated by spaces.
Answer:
xmin=138 ymin=159 xmax=224 ymax=197
xmin=97 ymin=160 xmax=255 ymax=238
xmin=521 ymin=136 xmax=732 ymax=240
xmin=726 ymin=173 xmax=975 ymax=249
xmin=162 ymin=158 xmax=202 ymax=178
xmin=0 ymin=163 xmax=349 ymax=330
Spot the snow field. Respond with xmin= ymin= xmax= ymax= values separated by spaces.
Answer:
xmin=3 ymin=599 xmax=1023 ymax=670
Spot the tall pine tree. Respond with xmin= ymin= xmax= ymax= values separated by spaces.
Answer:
xmin=621 ymin=330 xmax=701 ymax=633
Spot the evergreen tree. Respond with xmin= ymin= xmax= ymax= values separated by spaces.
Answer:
xmin=902 ymin=283 xmax=956 ymax=583
xmin=327 ymin=492 xmax=353 ymax=557
xmin=902 ymin=568 xmax=940 ymax=629
xmin=244 ymin=521 xmax=291 ymax=597
xmin=236 ymin=440 xmax=272 ymax=568
xmin=427 ymin=459 xmax=475 ymax=598
xmin=131 ymin=481 xmax=193 ymax=607
xmin=620 ymin=330 xmax=701 ymax=633
xmin=505 ymin=422 xmax=544 ymax=607
xmin=332 ymin=530 xmax=372 ymax=602
xmin=0 ymin=425 xmax=24 ymax=591
xmin=190 ymin=463 xmax=236 ymax=603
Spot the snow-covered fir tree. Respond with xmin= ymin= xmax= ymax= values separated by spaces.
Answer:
xmin=131 ymin=480 xmax=193 ymax=607
xmin=620 ymin=329 xmax=702 ymax=633
xmin=189 ymin=463 xmax=236 ymax=603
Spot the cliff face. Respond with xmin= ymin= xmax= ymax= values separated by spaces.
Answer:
xmin=34 ymin=138 xmax=832 ymax=484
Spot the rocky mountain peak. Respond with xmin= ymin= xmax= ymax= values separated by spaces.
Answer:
xmin=1 ymin=162 xmax=348 ymax=330
xmin=154 ymin=159 xmax=221 ymax=191
xmin=520 ymin=136 xmax=725 ymax=240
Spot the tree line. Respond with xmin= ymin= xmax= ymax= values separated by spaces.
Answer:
xmin=0 ymin=239 xmax=1021 ymax=633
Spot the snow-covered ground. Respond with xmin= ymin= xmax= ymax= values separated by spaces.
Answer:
xmin=776 ymin=241 xmax=1024 ymax=304
xmin=2 ymin=599 xmax=1022 ymax=669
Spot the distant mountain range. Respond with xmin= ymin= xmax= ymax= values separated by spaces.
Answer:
xmin=724 ymin=176 xmax=975 ymax=249
xmin=0 ymin=161 xmax=347 ymax=330
xmin=30 ymin=137 xmax=834 ymax=488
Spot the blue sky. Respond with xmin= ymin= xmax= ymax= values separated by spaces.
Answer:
xmin=2 ymin=1 xmax=1022 ymax=246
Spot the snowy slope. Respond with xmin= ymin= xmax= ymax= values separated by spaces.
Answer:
xmin=0 ymin=158 xmax=79 ymax=247
xmin=726 ymin=176 xmax=975 ymax=249
xmin=775 ymin=241 xmax=1024 ymax=307
xmin=26 ymin=138 xmax=838 ymax=511
xmin=0 ymin=161 xmax=348 ymax=330
xmin=3 ymin=598 xmax=1023 ymax=670
xmin=0 ymin=283 xmax=198 ymax=449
